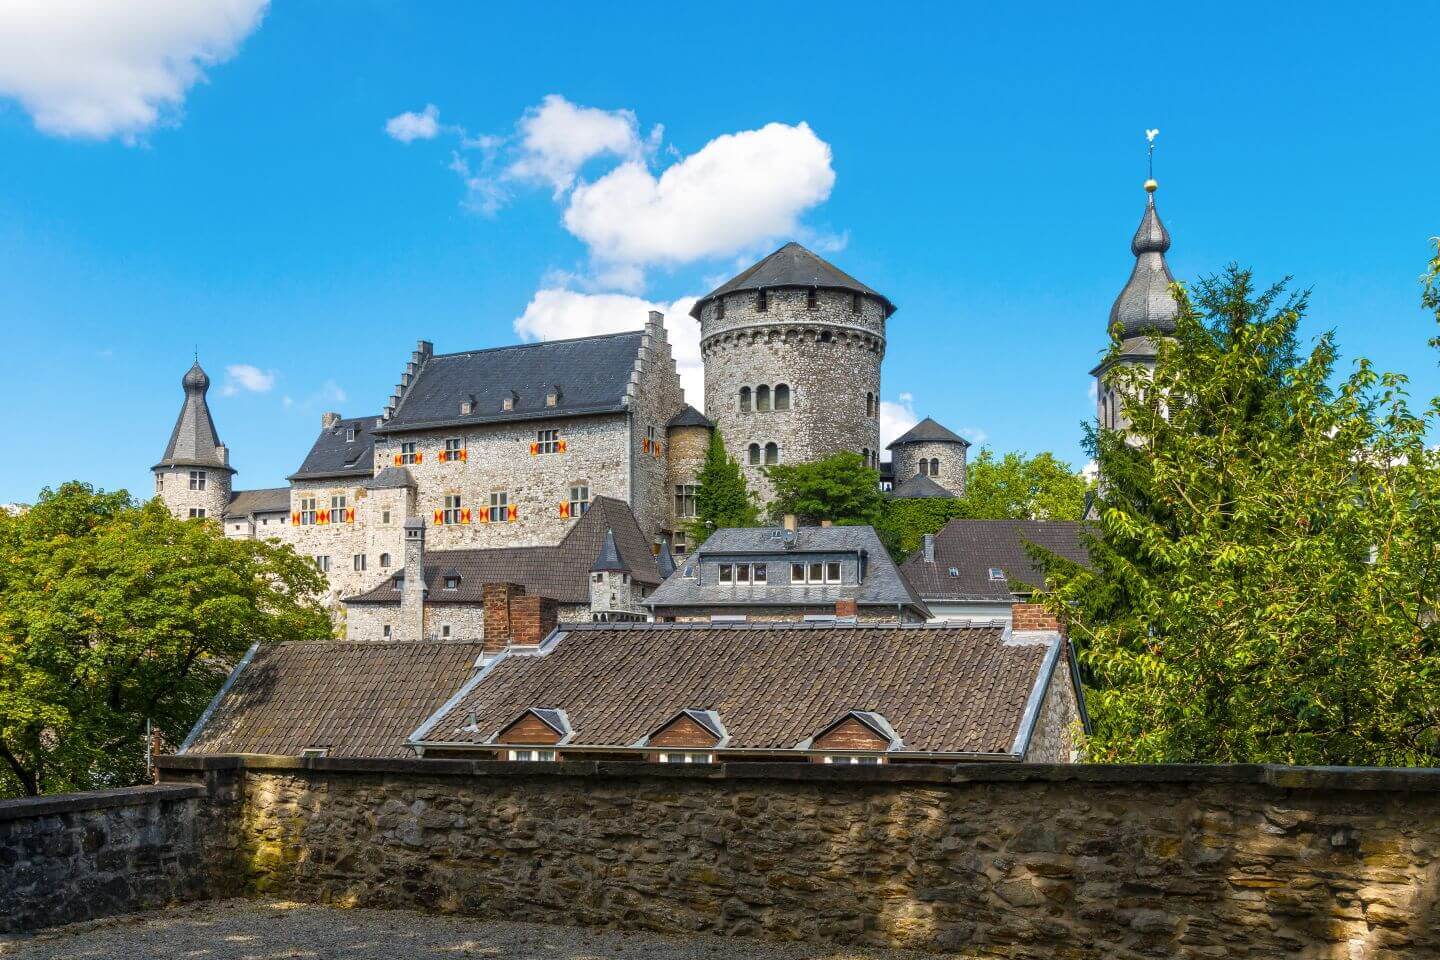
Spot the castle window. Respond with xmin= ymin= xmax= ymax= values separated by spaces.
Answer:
xmin=570 ymin=483 xmax=590 ymax=516
xmin=826 ymin=561 xmax=842 ymax=584
xmin=382 ymin=509 xmax=391 ymax=524
xmin=674 ymin=484 xmax=698 ymax=518
xmin=764 ymin=442 xmax=779 ymax=465
xmin=536 ymin=429 xmax=560 ymax=455
xmin=444 ymin=575 xmax=460 ymax=590
xmin=862 ymin=447 xmax=870 ymax=466
xmin=774 ymin=384 xmax=790 ymax=410
xmin=819 ymin=330 xmax=832 ymax=343
xmin=382 ymin=624 xmax=392 ymax=640
xmin=379 ymin=552 xmax=391 ymax=568
xmin=918 ymin=459 xmax=929 ymax=477
xmin=314 ymin=555 xmax=331 ymax=573
xmin=851 ymin=292 xmax=862 ymax=314
xmin=488 ymin=491 xmax=508 ymax=523
xmin=715 ymin=297 xmax=725 ymax=320
xmin=806 ymin=287 xmax=818 ymax=310
xmin=299 ymin=496 xmax=317 ymax=525
xmin=748 ymin=443 xmax=761 ymax=465
xmin=929 ymin=458 xmax=940 ymax=476
xmin=353 ymin=554 xmax=366 ymax=572
xmin=331 ymin=494 xmax=347 ymax=522
xmin=189 ymin=470 xmax=207 ymax=491
xmin=155 ymin=475 xmax=164 ymax=494
xmin=400 ymin=442 xmax=418 ymax=465
xmin=739 ymin=387 xmax=751 ymax=412
xmin=189 ymin=508 xmax=206 ymax=519
xmin=756 ymin=289 xmax=768 ymax=312
xmin=442 ymin=494 xmax=464 ymax=525
xmin=444 ymin=437 xmax=464 ymax=461
xmin=672 ymin=531 xmax=688 ymax=555
xmin=865 ymin=392 xmax=875 ymax=418
xmin=345 ymin=427 xmax=356 ymax=442
xmin=756 ymin=385 xmax=771 ymax=412
xmin=440 ymin=624 xmax=452 ymax=639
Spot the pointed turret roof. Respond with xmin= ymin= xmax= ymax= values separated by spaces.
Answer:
xmin=691 ymin=241 xmax=895 ymax=318
xmin=886 ymin=417 xmax=969 ymax=449
xmin=591 ymin=529 xmax=627 ymax=573
xmin=154 ymin=360 xmax=233 ymax=473
xmin=666 ymin=405 xmax=713 ymax=429
xmin=888 ymin=474 xmax=956 ymax=500
xmin=1108 ymin=181 xmax=1179 ymax=344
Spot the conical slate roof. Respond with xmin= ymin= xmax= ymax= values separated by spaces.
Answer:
xmin=886 ymin=417 xmax=969 ymax=449
xmin=691 ymin=242 xmax=895 ymax=318
xmin=666 ymin=405 xmax=714 ymax=429
xmin=154 ymin=361 xmax=233 ymax=472
xmin=888 ymin=474 xmax=956 ymax=500
xmin=656 ymin=541 xmax=677 ymax=579
xmin=592 ymin=529 xmax=627 ymax=573
xmin=1108 ymin=183 xmax=1179 ymax=341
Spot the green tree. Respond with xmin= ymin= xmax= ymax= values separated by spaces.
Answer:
xmin=1041 ymin=264 xmax=1440 ymax=766
xmin=687 ymin=431 xmax=760 ymax=545
xmin=876 ymin=449 xmax=1088 ymax=559
xmin=0 ymin=483 xmax=333 ymax=797
xmin=765 ymin=451 xmax=885 ymax=526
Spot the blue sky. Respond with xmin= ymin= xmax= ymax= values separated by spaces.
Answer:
xmin=1 ymin=1 xmax=1437 ymax=504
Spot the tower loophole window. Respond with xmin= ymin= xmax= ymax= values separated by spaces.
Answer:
xmin=865 ymin=392 xmax=876 ymax=418
xmin=774 ymin=384 xmax=790 ymax=410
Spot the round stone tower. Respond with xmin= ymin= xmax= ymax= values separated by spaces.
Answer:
xmin=693 ymin=242 xmax=893 ymax=502
xmin=887 ymin=417 xmax=970 ymax=496
xmin=153 ymin=360 xmax=234 ymax=521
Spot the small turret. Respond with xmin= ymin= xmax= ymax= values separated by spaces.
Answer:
xmin=153 ymin=359 xmax=234 ymax=521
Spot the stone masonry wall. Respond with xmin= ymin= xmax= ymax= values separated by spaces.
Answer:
xmin=664 ymin=422 xmax=710 ymax=555
xmin=891 ymin=440 xmax=968 ymax=496
xmin=156 ymin=465 xmax=232 ymax=522
xmin=144 ymin=756 xmax=1440 ymax=958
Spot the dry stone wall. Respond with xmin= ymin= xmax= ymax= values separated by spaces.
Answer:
xmin=142 ymin=756 xmax=1440 ymax=958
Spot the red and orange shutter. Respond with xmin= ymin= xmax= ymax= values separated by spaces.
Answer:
xmin=507 ymin=504 xmax=518 ymax=522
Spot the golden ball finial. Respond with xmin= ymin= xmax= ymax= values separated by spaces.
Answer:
xmin=1144 ymin=178 xmax=1158 ymax=193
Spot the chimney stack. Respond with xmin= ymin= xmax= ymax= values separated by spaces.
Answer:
xmin=401 ymin=518 xmax=427 ymax=641
xmin=783 ymin=514 xmax=798 ymax=532
xmin=923 ymin=534 xmax=935 ymax=563
xmin=322 ymin=411 xmax=342 ymax=431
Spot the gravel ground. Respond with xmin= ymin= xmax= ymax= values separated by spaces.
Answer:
xmin=0 ymin=899 xmax=939 ymax=960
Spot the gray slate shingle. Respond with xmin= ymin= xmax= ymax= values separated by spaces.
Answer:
xmin=899 ymin=519 xmax=1091 ymax=601
xmin=288 ymin=415 xmax=379 ymax=481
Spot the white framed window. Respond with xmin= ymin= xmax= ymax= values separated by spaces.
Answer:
xmin=674 ymin=484 xmax=698 ymax=518
xmin=345 ymin=427 xmax=356 ymax=442
xmin=718 ymin=563 xmax=733 ymax=584
xmin=331 ymin=494 xmax=346 ymax=522
xmin=188 ymin=508 xmax=206 ymax=518
xmin=753 ymin=563 xmax=767 ymax=584
xmin=314 ymin=555 xmax=331 ymax=573
xmin=488 ymin=491 xmax=508 ymax=523
xmin=657 ymin=752 xmax=714 ymax=764
xmin=189 ymin=470 xmax=207 ymax=491
xmin=444 ymin=574 xmax=460 ymax=590
xmin=823 ymin=755 xmax=885 ymax=765
xmin=442 ymin=493 xmax=463 ymax=525
xmin=299 ymin=496 xmax=317 ymax=525
xmin=508 ymin=749 xmax=557 ymax=762
xmin=444 ymin=437 xmax=463 ymax=461
xmin=353 ymin=554 xmax=366 ymax=572
xmin=826 ymin=561 xmax=842 ymax=584
xmin=570 ymin=483 xmax=590 ymax=516
xmin=647 ymin=425 xmax=658 ymax=448
xmin=736 ymin=563 xmax=751 ymax=584
xmin=537 ymin=429 xmax=560 ymax=454
xmin=155 ymin=475 xmax=164 ymax=493
xmin=400 ymin=441 xmax=418 ymax=465
xmin=791 ymin=562 xmax=840 ymax=585
xmin=988 ymin=567 xmax=1006 ymax=581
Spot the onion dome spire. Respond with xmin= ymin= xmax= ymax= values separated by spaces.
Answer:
xmin=154 ymin=357 xmax=233 ymax=472
xmin=1108 ymin=176 xmax=1178 ymax=342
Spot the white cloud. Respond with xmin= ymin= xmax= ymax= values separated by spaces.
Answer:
xmin=0 ymin=0 xmax=268 ymax=141
xmin=515 ymin=289 xmax=703 ymax=406
xmin=508 ymin=94 xmax=648 ymax=194
xmin=563 ymin=121 xmax=835 ymax=275
xmin=385 ymin=104 xmax=441 ymax=143
xmin=879 ymin=395 xmax=919 ymax=451
xmin=220 ymin=363 xmax=275 ymax=396
xmin=958 ymin=426 xmax=989 ymax=447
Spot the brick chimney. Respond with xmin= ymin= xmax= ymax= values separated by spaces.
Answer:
xmin=835 ymin=598 xmax=858 ymax=619
xmin=482 ymin=582 xmax=524 ymax=653
xmin=511 ymin=594 xmax=558 ymax=647
xmin=1012 ymin=602 xmax=1062 ymax=633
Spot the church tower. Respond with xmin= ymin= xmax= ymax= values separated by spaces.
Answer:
xmin=692 ymin=242 xmax=893 ymax=503
xmin=153 ymin=360 xmax=234 ymax=521
xmin=1092 ymin=176 xmax=1180 ymax=434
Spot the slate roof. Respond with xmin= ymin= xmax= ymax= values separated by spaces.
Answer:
xmin=155 ymin=361 xmax=233 ymax=472
xmin=412 ymin=622 xmax=1060 ymax=757
xmin=372 ymin=332 xmax=644 ymax=435
xmin=666 ymin=405 xmax=713 ymax=429
xmin=899 ymin=519 xmax=1091 ymax=602
xmin=345 ymin=496 xmax=660 ymax=607
xmin=644 ymin=525 xmax=927 ymax=616
xmin=180 ymin=641 xmax=487 ymax=758
xmin=887 ymin=416 xmax=969 ymax=448
xmin=691 ymin=242 xmax=895 ymax=318
xmin=365 ymin=466 xmax=417 ymax=490
xmin=288 ymin=415 xmax=380 ymax=481
xmin=888 ymin=474 xmax=955 ymax=500
xmin=1108 ymin=186 xmax=1179 ymax=341
xmin=224 ymin=487 xmax=290 ymax=518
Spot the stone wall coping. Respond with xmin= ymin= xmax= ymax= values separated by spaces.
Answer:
xmin=155 ymin=754 xmax=1440 ymax=793
xmin=0 ymin=783 xmax=206 ymax=822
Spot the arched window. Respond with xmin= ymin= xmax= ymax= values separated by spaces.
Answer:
xmin=930 ymin=458 xmax=941 ymax=476
xmin=865 ymin=392 xmax=875 ymax=418
xmin=774 ymin=383 xmax=790 ymax=410
xmin=748 ymin=443 xmax=761 ymax=465
xmin=862 ymin=447 xmax=870 ymax=467
xmin=756 ymin=384 xmax=771 ymax=412
xmin=918 ymin=459 xmax=929 ymax=477
xmin=764 ymin=443 xmax=779 ymax=465
xmin=739 ymin=386 xmax=751 ymax=412
xmin=379 ymin=552 xmax=391 ymax=568
xmin=819 ymin=330 xmax=832 ymax=343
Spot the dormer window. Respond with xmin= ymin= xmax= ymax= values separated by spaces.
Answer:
xmin=546 ymin=385 xmax=562 ymax=407
xmin=948 ymin=566 xmax=960 ymax=577
xmin=444 ymin=574 xmax=460 ymax=590
xmin=345 ymin=427 xmax=356 ymax=442
xmin=460 ymin=399 xmax=473 ymax=415
xmin=503 ymin=391 xmax=518 ymax=412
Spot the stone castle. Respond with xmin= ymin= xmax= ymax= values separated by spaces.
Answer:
xmin=152 ymin=183 xmax=1176 ymax=613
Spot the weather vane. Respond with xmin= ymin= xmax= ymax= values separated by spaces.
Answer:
xmin=1145 ymin=128 xmax=1159 ymax=181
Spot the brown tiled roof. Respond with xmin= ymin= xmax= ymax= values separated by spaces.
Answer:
xmin=345 ymin=496 xmax=659 ymax=606
xmin=415 ymin=623 xmax=1055 ymax=756
xmin=181 ymin=641 xmax=486 ymax=758
xmin=900 ymin=519 xmax=1091 ymax=601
